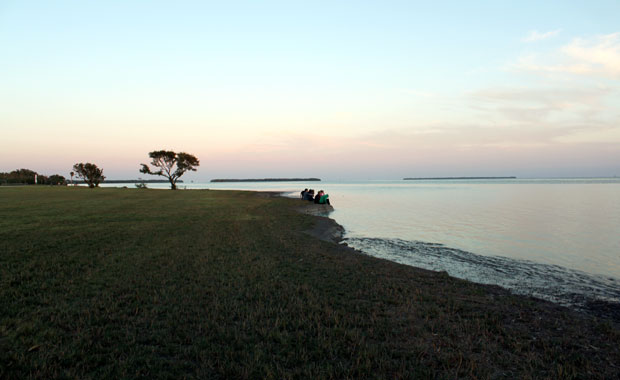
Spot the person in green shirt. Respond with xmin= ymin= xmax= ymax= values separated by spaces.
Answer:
xmin=317 ymin=190 xmax=330 ymax=205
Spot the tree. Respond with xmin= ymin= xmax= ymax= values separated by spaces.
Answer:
xmin=73 ymin=163 xmax=105 ymax=188
xmin=36 ymin=174 xmax=48 ymax=185
xmin=7 ymin=169 xmax=38 ymax=184
xmin=48 ymin=174 xmax=66 ymax=185
xmin=140 ymin=150 xmax=199 ymax=190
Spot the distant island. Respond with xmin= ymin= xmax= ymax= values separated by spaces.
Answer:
xmin=403 ymin=177 xmax=516 ymax=180
xmin=211 ymin=178 xmax=321 ymax=183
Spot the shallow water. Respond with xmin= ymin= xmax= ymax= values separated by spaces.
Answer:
xmin=104 ymin=178 xmax=620 ymax=308
xmin=344 ymin=237 xmax=620 ymax=309
xmin=325 ymin=179 xmax=620 ymax=279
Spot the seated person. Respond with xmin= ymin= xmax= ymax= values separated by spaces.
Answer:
xmin=305 ymin=189 xmax=315 ymax=201
xmin=314 ymin=190 xmax=323 ymax=204
xmin=301 ymin=188 xmax=308 ymax=199
xmin=318 ymin=193 xmax=330 ymax=205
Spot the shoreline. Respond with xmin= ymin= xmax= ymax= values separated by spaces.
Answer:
xmin=289 ymin=192 xmax=620 ymax=323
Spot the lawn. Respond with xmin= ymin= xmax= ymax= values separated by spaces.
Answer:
xmin=1 ymin=187 xmax=618 ymax=379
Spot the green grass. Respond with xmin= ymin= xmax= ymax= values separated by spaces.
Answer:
xmin=1 ymin=187 xmax=618 ymax=379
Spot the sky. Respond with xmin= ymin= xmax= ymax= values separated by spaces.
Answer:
xmin=1 ymin=0 xmax=619 ymax=181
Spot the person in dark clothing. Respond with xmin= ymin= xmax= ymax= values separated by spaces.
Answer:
xmin=301 ymin=188 xmax=308 ymax=199
xmin=314 ymin=190 xmax=324 ymax=204
xmin=306 ymin=189 xmax=315 ymax=201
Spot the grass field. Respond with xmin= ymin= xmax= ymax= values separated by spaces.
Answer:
xmin=1 ymin=187 xmax=619 ymax=379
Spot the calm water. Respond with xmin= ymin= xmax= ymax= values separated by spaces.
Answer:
xmin=105 ymin=179 xmax=620 ymax=307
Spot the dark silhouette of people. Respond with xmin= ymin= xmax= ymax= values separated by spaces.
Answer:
xmin=314 ymin=190 xmax=323 ymax=204
xmin=301 ymin=188 xmax=330 ymax=205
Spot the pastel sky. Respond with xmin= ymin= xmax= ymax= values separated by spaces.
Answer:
xmin=1 ymin=1 xmax=619 ymax=180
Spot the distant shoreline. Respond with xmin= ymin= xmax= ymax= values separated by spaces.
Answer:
xmin=211 ymin=178 xmax=321 ymax=183
xmin=403 ymin=176 xmax=517 ymax=180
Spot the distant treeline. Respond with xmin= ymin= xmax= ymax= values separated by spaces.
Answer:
xmin=403 ymin=177 xmax=517 ymax=180
xmin=211 ymin=178 xmax=321 ymax=183
xmin=0 ymin=168 xmax=191 ymax=186
xmin=0 ymin=169 xmax=65 ymax=185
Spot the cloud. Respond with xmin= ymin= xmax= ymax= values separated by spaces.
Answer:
xmin=465 ymin=84 xmax=620 ymax=148
xmin=522 ymin=29 xmax=561 ymax=42
xmin=514 ymin=56 xmax=593 ymax=76
xmin=473 ymin=85 xmax=612 ymax=104
xmin=554 ymin=127 xmax=620 ymax=144
xmin=456 ymin=141 xmax=550 ymax=149
xmin=469 ymin=86 xmax=612 ymax=120
xmin=515 ymin=33 xmax=620 ymax=79
xmin=561 ymin=33 xmax=620 ymax=78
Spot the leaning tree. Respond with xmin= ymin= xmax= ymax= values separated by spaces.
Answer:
xmin=139 ymin=150 xmax=199 ymax=190
xmin=73 ymin=163 xmax=105 ymax=188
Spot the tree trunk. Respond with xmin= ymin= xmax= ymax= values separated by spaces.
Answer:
xmin=170 ymin=179 xmax=177 ymax=190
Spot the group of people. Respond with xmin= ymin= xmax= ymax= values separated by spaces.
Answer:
xmin=300 ymin=188 xmax=330 ymax=205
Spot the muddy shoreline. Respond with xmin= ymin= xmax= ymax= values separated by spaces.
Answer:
xmin=289 ymin=193 xmax=620 ymax=323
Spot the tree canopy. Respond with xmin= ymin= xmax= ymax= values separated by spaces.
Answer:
xmin=139 ymin=150 xmax=199 ymax=190
xmin=73 ymin=163 xmax=105 ymax=188
xmin=0 ymin=169 xmax=65 ymax=185
xmin=0 ymin=169 xmax=37 ymax=185
xmin=47 ymin=174 xmax=66 ymax=185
